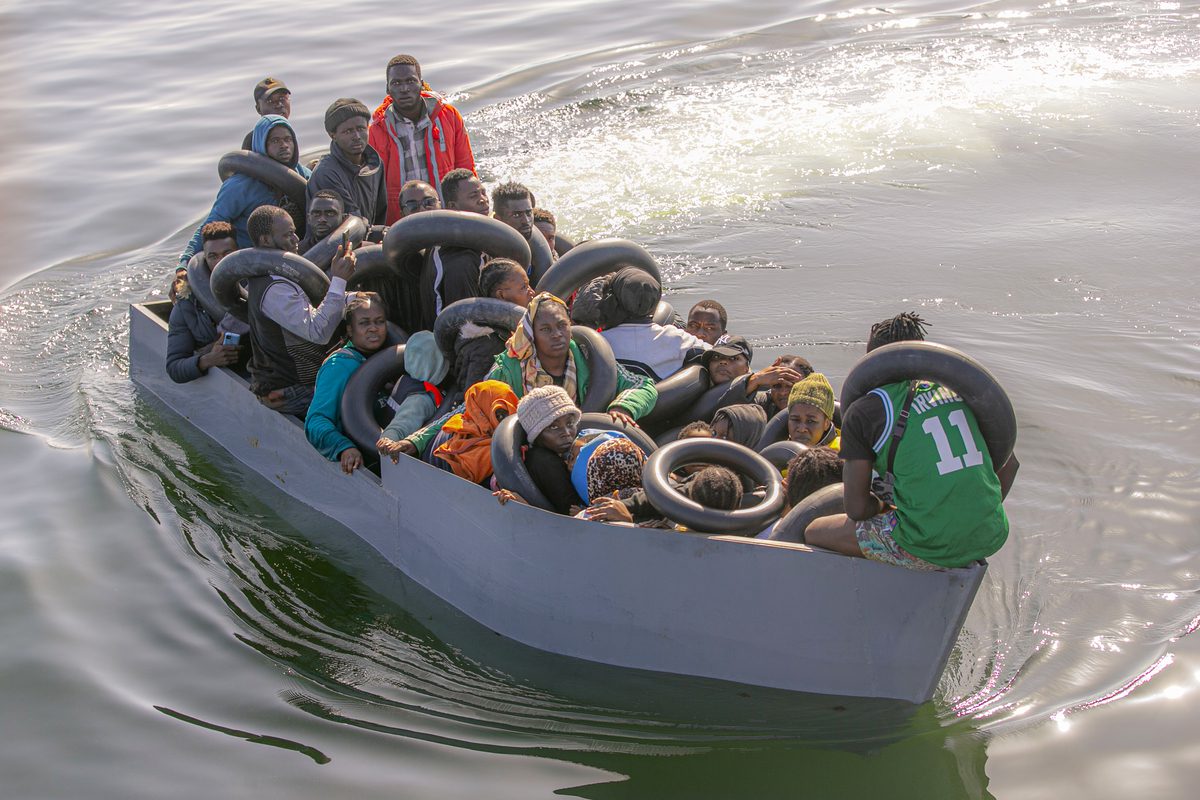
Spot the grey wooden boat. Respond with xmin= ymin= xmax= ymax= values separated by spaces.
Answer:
xmin=129 ymin=300 xmax=986 ymax=704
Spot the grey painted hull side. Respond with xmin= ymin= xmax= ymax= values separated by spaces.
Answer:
xmin=129 ymin=302 xmax=985 ymax=703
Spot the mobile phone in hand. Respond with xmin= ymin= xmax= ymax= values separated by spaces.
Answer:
xmin=222 ymin=332 xmax=241 ymax=346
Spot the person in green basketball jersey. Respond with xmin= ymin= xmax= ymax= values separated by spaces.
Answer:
xmin=805 ymin=313 xmax=1019 ymax=570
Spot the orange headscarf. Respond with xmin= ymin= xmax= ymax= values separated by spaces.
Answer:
xmin=433 ymin=380 xmax=519 ymax=484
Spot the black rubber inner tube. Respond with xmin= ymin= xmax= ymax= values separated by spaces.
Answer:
xmin=639 ymin=364 xmax=710 ymax=431
xmin=339 ymin=343 xmax=405 ymax=453
xmin=642 ymin=439 xmax=784 ymax=534
xmin=209 ymin=248 xmax=329 ymax=321
xmin=528 ymin=224 xmax=555 ymax=286
xmin=571 ymin=325 xmax=618 ymax=412
xmin=432 ymin=297 xmax=525 ymax=359
xmin=840 ymin=341 xmax=1016 ymax=468
xmin=677 ymin=380 xmax=733 ymax=427
xmin=349 ymin=243 xmax=388 ymax=277
xmin=357 ymin=210 xmax=531 ymax=287
xmin=490 ymin=413 xmax=555 ymax=512
xmin=768 ymin=482 xmax=845 ymax=543
xmin=575 ymin=412 xmax=658 ymax=457
xmin=185 ymin=253 xmax=228 ymax=324
xmin=535 ymin=239 xmax=661 ymax=300
xmin=651 ymin=300 xmax=674 ymax=326
xmin=553 ymin=234 xmax=575 ymax=257
xmin=758 ymin=440 xmax=808 ymax=472
xmin=302 ymin=215 xmax=368 ymax=272
xmin=217 ymin=150 xmax=308 ymax=210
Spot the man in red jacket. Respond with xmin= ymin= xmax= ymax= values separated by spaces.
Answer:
xmin=369 ymin=54 xmax=475 ymax=225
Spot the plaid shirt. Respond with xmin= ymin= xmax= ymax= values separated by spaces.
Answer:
xmin=386 ymin=105 xmax=431 ymax=185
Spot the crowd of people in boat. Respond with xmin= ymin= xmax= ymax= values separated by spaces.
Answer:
xmin=165 ymin=54 xmax=1019 ymax=573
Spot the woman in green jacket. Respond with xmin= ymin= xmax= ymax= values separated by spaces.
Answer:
xmin=403 ymin=292 xmax=657 ymax=457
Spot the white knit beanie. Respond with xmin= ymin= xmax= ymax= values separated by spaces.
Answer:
xmin=517 ymin=385 xmax=581 ymax=442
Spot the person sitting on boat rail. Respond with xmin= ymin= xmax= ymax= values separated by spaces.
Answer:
xmin=446 ymin=258 xmax=533 ymax=394
xmin=487 ymin=292 xmax=657 ymax=426
xmin=597 ymin=267 xmax=709 ymax=381
xmin=305 ymin=292 xmax=388 ymax=474
xmin=375 ymin=331 xmax=452 ymax=461
xmin=180 ymin=115 xmax=311 ymax=267
xmin=804 ymin=378 xmax=1019 ymax=571
xmin=244 ymin=205 xmax=356 ymax=415
xmin=166 ymin=222 xmax=247 ymax=383
xmin=370 ymin=54 xmax=475 ymax=223
xmin=307 ymin=98 xmax=387 ymax=227
xmin=685 ymin=300 xmax=728 ymax=346
xmin=299 ymin=190 xmax=347 ymax=255
xmin=241 ymin=77 xmax=291 ymax=150
xmin=786 ymin=372 xmax=841 ymax=449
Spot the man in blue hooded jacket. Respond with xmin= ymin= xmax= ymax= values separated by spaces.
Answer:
xmin=179 ymin=114 xmax=311 ymax=267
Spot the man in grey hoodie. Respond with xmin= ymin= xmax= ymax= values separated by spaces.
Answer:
xmin=307 ymin=98 xmax=387 ymax=226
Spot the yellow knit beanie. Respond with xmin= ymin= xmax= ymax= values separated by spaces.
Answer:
xmin=787 ymin=372 xmax=835 ymax=419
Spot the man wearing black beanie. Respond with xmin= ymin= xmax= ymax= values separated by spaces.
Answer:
xmin=306 ymin=97 xmax=387 ymax=226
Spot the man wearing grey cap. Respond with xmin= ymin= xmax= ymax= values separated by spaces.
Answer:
xmin=306 ymin=98 xmax=387 ymax=226
xmin=242 ymin=77 xmax=292 ymax=150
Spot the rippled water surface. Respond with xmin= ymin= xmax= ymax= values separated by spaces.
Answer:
xmin=2 ymin=1 xmax=1199 ymax=797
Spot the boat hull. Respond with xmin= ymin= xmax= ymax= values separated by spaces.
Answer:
xmin=129 ymin=301 xmax=984 ymax=703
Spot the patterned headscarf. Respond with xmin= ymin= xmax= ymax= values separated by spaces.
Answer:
xmin=585 ymin=437 xmax=646 ymax=503
xmin=433 ymin=380 xmax=519 ymax=484
xmin=505 ymin=292 xmax=577 ymax=400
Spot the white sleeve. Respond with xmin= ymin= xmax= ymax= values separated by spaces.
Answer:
xmin=260 ymin=276 xmax=347 ymax=344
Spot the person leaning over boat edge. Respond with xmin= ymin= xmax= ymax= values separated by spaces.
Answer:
xmin=244 ymin=205 xmax=356 ymax=416
xmin=805 ymin=377 xmax=1019 ymax=570
xmin=369 ymin=54 xmax=475 ymax=224
xmin=307 ymin=98 xmax=387 ymax=226
xmin=305 ymin=292 xmax=389 ymax=474
xmin=165 ymin=222 xmax=247 ymax=383
xmin=180 ymin=115 xmax=312 ymax=267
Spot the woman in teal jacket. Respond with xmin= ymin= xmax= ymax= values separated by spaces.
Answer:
xmin=304 ymin=293 xmax=388 ymax=474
